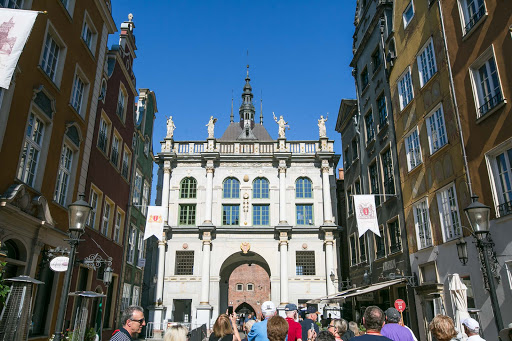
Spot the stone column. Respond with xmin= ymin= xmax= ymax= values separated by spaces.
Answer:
xmin=279 ymin=232 xmax=289 ymax=305
xmin=321 ymin=160 xmax=333 ymax=224
xmin=197 ymin=231 xmax=213 ymax=327
xmin=162 ymin=161 xmax=171 ymax=224
xmin=278 ymin=160 xmax=288 ymax=224
xmin=153 ymin=236 xmax=167 ymax=328
xmin=204 ymin=162 xmax=214 ymax=224
xmin=324 ymin=232 xmax=335 ymax=296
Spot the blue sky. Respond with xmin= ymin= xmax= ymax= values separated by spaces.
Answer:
xmin=108 ymin=0 xmax=357 ymax=203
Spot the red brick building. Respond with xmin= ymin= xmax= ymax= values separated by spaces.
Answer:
xmin=228 ymin=264 xmax=270 ymax=318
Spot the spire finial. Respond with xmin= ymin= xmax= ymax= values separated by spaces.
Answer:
xmin=260 ymin=90 xmax=263 ymax=124
xmin=230 ymin=90 xmax=234 ymax=123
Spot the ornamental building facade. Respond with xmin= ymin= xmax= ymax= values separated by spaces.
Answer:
xmin=149 ymin=68 xmax=341 ymax=328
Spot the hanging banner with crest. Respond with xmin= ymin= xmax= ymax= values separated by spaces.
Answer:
xmin=353 ymin=195 xmax=380 ymax=237
xmin=0 ymin=9 xmax=39 ymax=89
xmin=144 ymin=206 xmax=164 ymax=240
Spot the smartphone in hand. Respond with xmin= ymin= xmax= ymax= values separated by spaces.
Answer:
xmin=228 ymin=306 xmax=234 ymax=315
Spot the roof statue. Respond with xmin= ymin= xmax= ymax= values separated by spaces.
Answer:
xmin=206 ymin=115 xmax=217 ymax=138
xmin=273 ymin=112 xmax=289 ymax=139
xmin=166 ymin=116 xmax=176 ymax=138
xmin=318 ymin=114 xmax=328 ymax=138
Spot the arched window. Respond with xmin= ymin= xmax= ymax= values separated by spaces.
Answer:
xmin=223 ymin=177 xmax=240 ymax=199
xmin=296 ymin=177 xmax=313 ymax=198
xmin=253 ymin=178 xmax=269 ymax=199
xmin=180 ymin=177 xmax=197 ymax=199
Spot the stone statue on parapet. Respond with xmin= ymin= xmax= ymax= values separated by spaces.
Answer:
xmin=273 ymin=112 xmax=289 ymax=139
xmin=166 ymin=116 xmax=176 ymax=138
xmin=318 ymin=113 xmax=328 ymax=138
xmin=206 ymin=115 xmax=217 ymax=138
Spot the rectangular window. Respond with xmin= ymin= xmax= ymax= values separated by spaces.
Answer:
xmin=127 ymin=226 xmax=136 ymax=264
xmin=97 ymin=118 xmax=108 ymax=153
xmin=471 ymin=55 xmax=503 ymax=117
xmin=121 ymin=283 xmax=131 ymax=312
xmin=142 ymin=181 xmax=150 ymax=216
xmin=54 ymin=144 xmax=73 ymax=206
xmin=253 ymin=205 xmax=269 ymax=226
xmin=296 ymin=204 xmax=313 ymax=225
xmin=426 ymin=104 xmax=448 ymax=154
xmin=352 ymin=138 xmax=359 ymax=160
xmin=414 ymin=199 xmax=432 ymax=249
xmin=372 ymin=48 xmax=381 ymax=73
xmin=355 ymin=179 xmax=361 ymax=195
xmin=361 ymin=67 xmax=369 ymax=90
xmin=132 ymin=286 xmax=140 ymax=305
xmin=113 ymin=210 xmax=122 ymax=243
xmin=382 ymin=149 xmax=395 ymax=195
xmin=437 ymin=184 xmax=462 ymax=241
xmin=175 ymin=251 xmax=194 ymax=275
xmin=460 ymin=0 xmax=486 ymax=34
xmin=122 ymin=148 xmax=131 ymax=179
xmin=365 ymin=110 xmax=375 ymax=143
xmin=71 ymin=74 xmax=85 ymax=115
xmin=344 ymin=148 xmax=350 ymax=169
xmin=17 ymin=113 xmax=45 ymax=187
xmin=137 ymin=232 xmax=144 ymax=265
xmin=88 ymin=190 xmax=100 ymax=228
xmin=101 ymin=201 xmax=111 ymax=237
xmin=403 ymin=1 xmax=415 ymax=28
xmin=377 ymin=94 xmax=388 ymax=127
xmin=133 ymin=170 xmax=142 ymax=206
xmin=117 ymin=89 xmax=126 ymax=120
xmin=0 ymin=0 xmax=23 ymax=8
xmin=369 ymin=163 xmax=380 ymax=206
xmin=388 ymin=219 xmax=402 ymax=253
xmin=398 ymin=68 xmax=414 ymax=110
xmin=359 ymin=235 xmax=367 ymax=263
xmin=82 ymin=21 xmax=93 ymax=49
xmin=405 ymin=128 xmax=422 ymax=171
xmin=375 ymin=226 xmax=386 ymax=259
xmin=179 ymin=204 xmax=196 ymax=225
xmin=350 ymin=234 xmax=357 ymax=266
xmin=460 ymin=276 xmax=476 ymax=308
xmin=347 ymin=187 xmax=353 ymax=216
xmin=110 ymin=134 xmax=120 ymax=166
xmin=296 ymin=251 xmax=315 ymax=276
xmin=494 ymin=148 xmax=512 ymax=216
xmin=417 ymin=39 xmax=437 ymax=87
xmin=223 ymin=205 xmax=240 ymax=226
xmin=41 ymin=33 xmax=60 ymax=80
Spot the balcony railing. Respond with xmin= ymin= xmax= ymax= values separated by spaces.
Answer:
xmin=498 ymin=200 xmax=512 ymax=217
xmin=390 ymin=243 xmax=401 ymax=254
xmin=376 ymin=249 xmax=386 ymax=259
xmin=464 ymin=5 xmax=486 ymax=34
xmin=479 ymin=91 xmax=503 ymax=116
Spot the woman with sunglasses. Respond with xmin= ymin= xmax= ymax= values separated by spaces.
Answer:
xmin=328 ymin=319 xmax=355 ymax=341
xmin=164 ymin=324 xmax=189 ymax=341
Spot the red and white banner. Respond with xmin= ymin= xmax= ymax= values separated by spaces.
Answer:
xmin=0 ymin=9 xmax=39 ymax=89
xmin=353 ymin=195 xmax=380 ymax=237
xmin=144 ymin=206 xmax=164 ymax=240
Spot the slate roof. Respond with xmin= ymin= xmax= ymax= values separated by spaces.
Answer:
xmin=218 ymin=122 xmax=274 ymax=142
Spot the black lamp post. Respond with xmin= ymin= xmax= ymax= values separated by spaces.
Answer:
xmin=462 ymin=195 xmax=504 ymax=333
xmin=53 ymin=195 xmax=92 ymax=341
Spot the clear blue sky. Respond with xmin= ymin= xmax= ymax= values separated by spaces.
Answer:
xmin=108 ymin=0 xmax=357 ymax=203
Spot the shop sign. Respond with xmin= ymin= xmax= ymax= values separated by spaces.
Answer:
xmin=356 ymin=293 xmax=374 ymax=301
xmin=50 ymin=256 xmax=69 ymax=272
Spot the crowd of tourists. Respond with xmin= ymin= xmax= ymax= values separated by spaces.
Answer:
xmin=109 ymin=304 xmax=488 ymax=341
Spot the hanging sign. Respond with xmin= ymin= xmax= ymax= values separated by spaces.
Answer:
xmin=50 ymin=256 xmax=69 ymax=272
xmin=394 ymin=299 xmax=406 ymax=313
xmin=353 ymin=195 xmax=380 ymax=237
xmin=144 ymin=206 xmax=164 ymax=240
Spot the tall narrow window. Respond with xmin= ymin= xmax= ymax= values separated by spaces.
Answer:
xmin=117 ymin=88 xmax=126 ymax=120
xmin=398 ymin=68 xmax=414 ymax=110
xmin=223 ymin=178 xmax=240 ymax=199
xmin=403 ymin=1 xmax=415 ymax=28
xmin=375 ymin=226 xmax=386 ymax=259
xmin=180 ymin=177 xmax=197 ymax=199
xmin=113 ymin=210 xmax=122 ymax=243
xmin=296 ymin=204 xmax=313 ymax=225
xmin=88 ymin=190 xmax=100 ymax=228
xmin=417 ymin=39 xmax=437 ymax=87
xmin=360 ymin=67 xmax=369 ymax=90
xmin=137 ymin=233 xmax=144 ymax=265
xmin=437 ymin=184 xmax=462 ymax=241
xmin=372 ymin=48 xmax=381 ymax=73
xmin=111 ymin=134 xmax=120 ymax=167
xmin=359 ymin=235 xmax=367 ymax=263
xmin=382 ymin=149 xmax=395 ymax=195
xmin=296 ymin=177 xmax=313 ymax=198
xmin=82 ymin=21 xmax=93 ymax=49
xmin=54 ymin=144 xmax=73 ymax=206
xmin=495 ymin=148 xmax=512 ymax=216
xmin=369 ymin=163 xmax=380 ymax=206
xmin=101 ymin=201 xmax=111 ymax=237
xmin=471 ymin=55 xmax=503 ymax=117
xmin=365 ymin=110 xmax=375 ymax=143
xmin=179 ymin=204 xmax=196 ymax=225
xmin=142 ymin=181 xmax=150 ymax=216
xmin=71 ymin=74 xmax=85 ymax=115
xmin=352 ymin=138 xmax=359 ymax=160
xmin=97 ymin=117 xmax=108 ymax=153
xmin=350 ymin=234 xmax=357 ymax=265
xmin=460 ymin=0 xmax=486 ymax=34
xmin=122 ymin=148 xmax=131 ymax=179
xmin=347 ymin=187 xmax=353 ymax=216
xmin=405 ymin=128 xmax=422 ymax=171
xmin=426 ymin=104 xmax=448 ymax=154
xmin=296 ymin=251 xmax=315 ymax=275
xmin=253 ymin=178 xmax=269 ymax=199
xmin=377 ymin=94 xmax=388 ymax=127
xmin=17 ymin=113 xmax=45 ymax=187
xmin=41 ymin=33 xmax=60 ymax=81
xmin=222 ymin=205 xmax=240 ymax=226
xmin=414 ymin=199 xmax=432 ymax=249
xmin=133 ymin=170 xmax=142 ymax=206
xmin=253 ymin=205 xmax=269 ymax=226
xmin=388 ymin=220 xmax=402 ymax=253
xmin=127 ymin=226 xmax=135 ymax=264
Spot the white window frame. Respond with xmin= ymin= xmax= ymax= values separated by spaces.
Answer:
xmin=137 ymin=232 xmax=144 ymax=267
xmin=17 ymin=112 xmax=45 ymax=187
xmin=469 ymin=46 xmax=504 ymax=119
xmin=70 ymin=65 xmax=90 ymax=117
xmin=142 ymin=180 xmax=150 ymax=216
xmin=59 ymin=0 xmax=77 ymax=17
xmin=413 ymin=198 xmax=433 ymax=249
xmin=53 ymin=142 xmax=74 ymax=206
xmin=436 ymin=183 xmax=462 ymax=242
xmin=87 ymin=186 xmax=102 ymax=230
xmin=398 ymin=67 xmax=414 ymax=110
xmin=405 ymin=127 xmax=422 ymax=171
xmin=417 ymin=38 xmax=437 ymax=87
xmin=117 ymin=85 xmax=127 ymax=121
xmin=0 ymin=0 xmax=23 ymax=9
xmin=39 ymin=21 xmax=67 ymax=87
xmin=97 ymin=112 xmax=111 ymax=154
xmin=485 ymin=138 xmax=512 ymax=217
xmin=457 ymin=0 xmax=487 ymax=35
xmin=132 ymin=286 xmax=140 ymax=305
xmin=110 ymin=131 xmax=121 ymax=168
xmin=101 ymin=199 xmax=112 ymax=237
xmin=426 ymin=103 xmax=448 ymax=154
xmin=403 ymin=1 xmax=415 ymax=28
xmin=81 ymin=11 xmax=97 ymax=54
xmin=127 ymin=225 xmax=136 ymax=264
xmin=133 ymin=170 xmax=142 ymax=206
xmin=121 ymin=283 xmax=131 ymax=312
xmin=121 ymin=146 xmax=132 ymax=179
xmin=113 ymin=209 xmax=123 ymax=243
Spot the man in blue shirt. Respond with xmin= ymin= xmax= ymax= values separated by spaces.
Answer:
xmin=300 ymin=306 xmax=320 ymax=341
xmin=248 ymin=301 xmax=277 ymax=341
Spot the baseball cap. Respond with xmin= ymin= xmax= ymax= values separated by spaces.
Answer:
xmin=306 ymin=306 xmax=319 ymax=314
xmin=462 ymin=318 xmax=480 ymax=333
xmin=261 ymin=301 xmax=276 ymax=314
xmin=384 ymin=308 xmax=401 ymax=322
xmin=285 ymin=303 xmax=298 ymax=311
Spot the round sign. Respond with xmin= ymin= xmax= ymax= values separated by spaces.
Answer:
xmin=50 ymin=256 xmax=70 ymax=272
xmin=394 ymin=299 xmax=406 ymax=313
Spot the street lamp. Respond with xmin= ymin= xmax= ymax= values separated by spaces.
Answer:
xmin=460 ymin=195 xmax=504 ymax=333
xmin=53 ymin=194 xmax=92 ymax=341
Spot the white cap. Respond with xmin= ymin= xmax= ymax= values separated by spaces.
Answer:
xmin=261 ymin=301 xmax=276 ymax=315
xmin=462 ymin=318 xmax=480 ymax=333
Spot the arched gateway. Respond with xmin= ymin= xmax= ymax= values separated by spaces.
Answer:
xmin=150 ymin=67 xmax=341 ymax=330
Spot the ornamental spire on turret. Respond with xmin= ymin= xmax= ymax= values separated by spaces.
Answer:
xmin=237 ymin=65 xmax=257 ymax=140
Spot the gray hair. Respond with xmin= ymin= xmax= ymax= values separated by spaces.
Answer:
xmin=164 ymin=324 xmax=189 ymax=341
xmin=121 ymin=305 xmax=144 ymax=326
xmin=332 ymin=319 xmax=348 ymax=336
xmin=285 ymin=311 xmax=296 ymax=318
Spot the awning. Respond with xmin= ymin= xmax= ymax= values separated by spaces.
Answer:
xmin=306 ymin=288 xmax=354 ymax=304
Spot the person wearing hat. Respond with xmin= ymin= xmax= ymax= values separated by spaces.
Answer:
xmin=300 ymin=306 xmax=320 ymax=341
xmin=380 ymin=308 xmax=414 ymax=341
xmin=462 ymin=318 xmax=485 ymax=341
xmin=499 ymin=322 xmax=512 ymax=341
xmin=248 ymin=301 xmax=277 ymax=341
xmin=285 ymin=304 xmax=303 ymax=341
